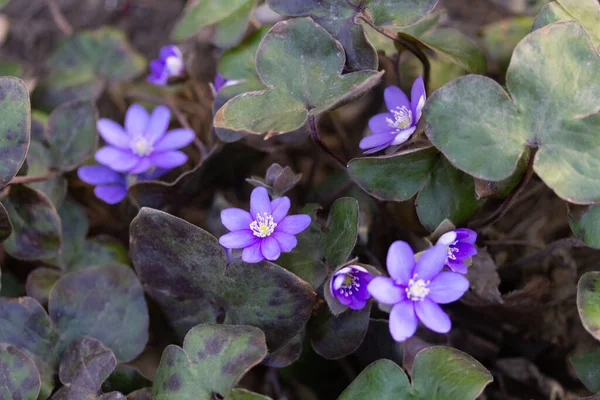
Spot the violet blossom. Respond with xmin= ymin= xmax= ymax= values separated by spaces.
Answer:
xmin=147 ymin=45 xmax=184 ymax=86
xmin=95 ymin=104 xmax=194 ymax=174
xmin=359 ymin=76 xmax=426 ymax=154
xmin=219 ymin=187 xmax=311 ymax=263
xmin=437 ymin=228 xmax=478 ymax=274
xmin=330 ymin=265 xmax=374 ymax=310
xmin=367 ymin=241 xmax=469 ymax=342
xmin=213 ymin=73 xmax=228 ymax=92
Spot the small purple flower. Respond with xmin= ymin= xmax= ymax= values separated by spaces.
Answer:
xmin=359 ymin=76 xmax=426 ymax=154
xmin=219 ymin=187 xmax=311 ymax=263
xmin=437 ymin=228 xmax=478 ymax=274
xmin=95 ymin=104 xmax=195 ymax=174
xmin=367 ymin=241 xmax=469 ymax=342
xmin=213 ymin=73 xmax=228 ymax=92
xmin=330 ymin=265 xmax=374 ymax=310
xmin=77 ymin=165 xmax=167 ymax=204
xmin=147 ymin=45 xmax=184 ymax=86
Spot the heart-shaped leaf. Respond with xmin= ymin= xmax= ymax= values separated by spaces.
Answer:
xmin=571 ymin=348 xmax=600 ymax=392
xmin=569 ymin=205 xmax=600 ymax=249
xmin=339 ymin=347 xmax=492 ymax=399
xmin=130 ymin=208 xmax=316 ymax=351
xmin=324 ymin=198 xmax=359 ymax=268
xmin=58 ymin=337 xmax=117 ymax=392
xmin=2 ymin=185 xmax=62 ymax=261
xmin=266 ymin=0 xmax=439 ymax=71
xmin=152 ymin=324 xmax=267 ymax=400
xmin=0 ymin=343 xmax=41 ymax=400
xmin=578 ymin=271 xmax=600 ymax=340
xmin=0 ymin=77 xmax=30 ymax=188
xmin=214 ymin=18 xmax=383 ymax=136
xmin=25 ymin=141 xmax=68 ymax=207
xmin=533 ymin=0 xmax=600 ymax=49
xmin=425 ymin=22 xmax=600 ymax=204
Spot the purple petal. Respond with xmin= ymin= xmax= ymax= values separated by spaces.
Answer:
xmin=390 ymin=126 xmax=416 ymax=145
xmin=428 ymin=272 xmax=469 ymax=304
xmin=149 ymin=60 xmax=165 ymax=78
xmin=149 ymin=151 xmax=187 ymax=168
xmin=389 ymin=300 xmax=418 ymax=342
xmin=337 ymin=292 xmax=353 ymax=306
xmin=276 ymin=214 xmax=311 ymax=235
xmin=97 ymin=119 xmax=130 ymax=149
xmin=347 ymin=297 xmax=367 ymax=310
xmin=454 ymin=242 xmax=477 ymax=261
xmin=354 ymin=283 xmax=372 ymax=301
xmin=159 ymin=45 xmax=180 ymax=60
xmin=95 ymin=146 xmax=140 ymax=172
xmin=273 ymin=232 xmax=297 ymax=252
xmin=250 ymin=187 xmax=272 ymax=217
xmin=129 ymin=158 xmax=152 ymax=174
xmin=446 ymin=259 xmax=468 ymax=274
xmin=414 ymin=298 xmax=451 ymax=334
xmin=410 ymin=76 xmax=426 ymax=121
xmin=362 ymin=142 xmax=393 ymax=155
xmin=147 ymin=73 xmax=167 ymax=87
xmin=455 ymin=228 xmax=477 ymax=244
xmin=270 ymin=196 xmax=290 ymax=223
xmin=242 ymin=242 xmax=264 ymax=263
xmin=368 ymin=277 xmax=405 ymax=304
xmin=261 ymin=236 xmax=281 ymax=261
xmin=153 ymin=129 xmax=195 ymax=152
xmin=221 ymin=208 xmax=253 ymax=232
xmin=386 ymin=241 xmax=415 ymax=284
xmin=384 ymin=85 xmax=411 ymax=113
xmin=413 ymin=245 xmax=447 ymax=281
xmin=94 ymin=185 xmax=127 ymax=205
xmin=219 ymin=230 xmax=257 ymax=249
xmin=359 ymin=133 xmax=394 ymax=150
xmin=125 ymin=104 xmax=149 ymax=137
xmin=368 ymin=113 xmax=396 ymax=135
xmin=145 ymin=106 xmax=171 ymax=143
xmin=214 ymin=73 xmax=227 ymax=92
xmin=78 ymin=165 xmax=123 ymax=185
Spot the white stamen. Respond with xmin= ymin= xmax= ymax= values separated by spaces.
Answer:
xmin=386 ymin=106 xmax=413 ymax=133
xmin=336 ymin=270 xmax=361 ymax=298
xmin=447 ymin=241 xmax=460 ymax=260
xmin=249 ymin=212 xmax=277 ymax=238
xmin=405 ymin=273 xmax=430 ymax=301
xmin=130 ymin=136 xmax=153 ymax=156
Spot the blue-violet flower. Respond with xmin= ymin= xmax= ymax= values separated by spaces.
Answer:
xmin=219 ymin=187 xmax=311 ymax=263
xmin=437 ymin=228 xmax=478 ymax=274
xmin=359 ymin=76 xmax=426 ymax=154
xmin=147 ymin=45 xmax=184 ymax=86
xmin=367 ymin=241 xmax=469 ymax=342
xmin=213 ymin=73 xmax=228 ymax=92
xmin=330 ymin=265 xmax=374 ymax=310
xmin=95 ymin=104 xmax=195 ymax=174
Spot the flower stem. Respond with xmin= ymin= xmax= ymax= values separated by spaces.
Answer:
xmin=8 ymin=172 xmax=59 ymax=185
xmin=308 ymin=116 xmax=346 ymax=169
xmin=360 ymin=16 xmax=430 ymax=91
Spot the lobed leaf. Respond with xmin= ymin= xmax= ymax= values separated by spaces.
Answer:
xmin=58 ymin=337 xmax=117 ymax=392
xmin=0 ymin=343 xmax=41 ymax=400
xmin=533 ymin=0 xmax=600 ymax=49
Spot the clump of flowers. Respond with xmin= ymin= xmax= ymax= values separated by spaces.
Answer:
xmin=330 ymin=265 xmax=374 ymax=310
xmin=359 ymin=76 xmax=426 ymax=154
xmin=147 ymin=45 xmax=185 ymax=86
xmin=219 ymin=187 xmax=311 ymax=263
xmin=437 ymin=228 xmax=478 ymax=274
xmin=368 ymin=241 xmax=469 ymax=342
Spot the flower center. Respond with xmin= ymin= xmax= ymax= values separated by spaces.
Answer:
xmin=447 ymin=240 xmax=459 ymax=260
xmin=339 ymin=272 xmax=360 ymax=297
xmin=130 ymin=136 xmax=153 ymax=157
xmin=405 ymin=274 xmax=430 ymax=301
xmin=249 ymin=212 xmax=277 ymax=238
xmin=165 ymin=56 xmax=183 ymax=75
xmin=386 ymin=106 xmax=413 ymax=132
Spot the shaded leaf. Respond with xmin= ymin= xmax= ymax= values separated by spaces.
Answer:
xmin=577 ymin=272 xmax=600 ymax=340
xmin=337 ymin=359 xmax=410 ymax=399
xmin=102 ymin=365 xmax=152 ymax=395
xmin=324 ymin=197 xmax=359 ymax=268
xmin=58 ymin=337 xmax=117 ymax=391
xmin=461 ymin=249 xmax=503 ymax=306
xmin=25 ymin=141 xmax=68 ymax=207
xmin=227 ymin=389 xmax=271 ymax=399
xmin=126 ymin=388 xmax=152 ymax=400
xmin=0 ymin=202 xmax=12 ymax=241
xmin=571 ymin=348 xmax=600 ymax=393
xmin=0 ymin=343 xmax=41 ymax=400
xmin=533 ymin=0 xmax=600 ymax=49
xmin=262 ymin=330 xmax=303 ymax=368
xmin=25 ymin=267 xmax=62 ymax=306
xmin=212 ymin=0 xmax=257 ymax=48
xmin=568 ymin=204 xmax=600 ymax=249
xmin=482 ymin=16 xmax=535 ymax=72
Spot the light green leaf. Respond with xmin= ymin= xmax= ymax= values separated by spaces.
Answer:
xmin=578 ymin=272 xmax=600 ymax=340
xmin=568 ymin=204 xmax=600 ymax=249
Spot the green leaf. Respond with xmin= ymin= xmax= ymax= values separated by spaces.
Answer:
xmin=212 ymin=0 xmax=257 ymax=48
xmin=533 ymin=0 xmax=600 ymax=49
xmin=482 ymin=17 xmax=535 ymax=73
xmin=324 ymin=198 xmax=359 ymax=268
xmin=578 ymin=271 xmax=600 ymax=340
xmin=0 ymin=343 xmax=41 ymax=400
xmin=130 ymin=208 xmax=316 ymax=351
xmin=571 ymin=348 xmax=600 ymax=392
xmin=25 ymin=267 xmax=62 ymax=306
xmin=152 ymin=324 xmax=267 ymax=399
xmin=0 ymin=202 xmax=13 ymax=241
xmin=25 ymin=141 xmax=68 ymax=207
xmin=425 ymin=21 xmax=600 ymax=204
xmin=214 ymin=18 xmax=383 ymax=136
xmin=0 ymin=77 xmax=30 ymax=187
xmin=0 ymin=61 xmax=24 ymax=77
xmin=102 ymin=365 xmax=151 ymax=395
xmin=569 ymin=205 xmax=600 ymax=249
xmin=46 ymin=100 xmax=98 ymax=171
xmin=262 ymin=330 xmax=303 ymax=368
xmin=2 ymin=185 xmax=62 ymax=261
xmin=33 ymin=69 xmax=105 ymax=113
xmin=58 ymin=337 xmax=117 ymax=392
xmin=227 ymin=389 xmax=271 ymax=399
xmin=337 ymin=359 xmax=410 ymax=399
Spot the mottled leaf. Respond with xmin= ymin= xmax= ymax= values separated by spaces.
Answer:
xmin=26 ymin=267 xmax=62 ymax=306
xmin=102 ymin=365 xmax=151 ymax=395
xmin=25 ymin=141 xmax=68 ymax=207
xmin=0 ymin=202 xmax=12 ymax=241
xmin=571 ymin=348 xmax=600 ymax=392
xmin=130 ymin=208 xmax=316 ymax=351
xmin=0 ymin=77 xmax=30 ymax=187
xmin=324 ymin=198 xmax=359 ymax=268
xmin=59 ymin=337 xmax=117 ymax=391
xmin=33 ymin=69 xmax=105 ymax=113
xmin=533 ymin=0 xmax=600 ymax=49
xmin=152 ymin=324 xmax=267 ymax=400
xmin=0 ymin=343 xmax=41 ymax=400
xmin=578 ymin=272 xmax=600 ymax=340
xmin=338 ymin=359 xmax=410 ymax=399
xmin=425 ymin=22 xmax=600 ymax=204
xmin=568 ymin=204 xmax=600 ymax=249
xmin=214 ymin=18 xmax=383 ymax=136
xmin=2 ymin=185 xmax=62 ymax=261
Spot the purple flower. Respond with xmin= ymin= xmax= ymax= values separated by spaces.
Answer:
xmin=219 ymin=187 xmax=311 ymax=263
xmin=359 ymin=76 xmax=426 ymax=154
xmin=77 ymin=165 xmax=167 ymax=204
xmin=213 ymin=73 xmax=228 ymax=92
xmin=95 ymin=104 xmax=195 ymax=174
xmin=147 ymin=45 xmax=184 ymax=86
xmin=330 ymin=265 xmax=374 ymax=310
xmin=367 ymin=241 xmax=469 ymax=342
xmin=437 ymin=228 xmax=478 ymax=274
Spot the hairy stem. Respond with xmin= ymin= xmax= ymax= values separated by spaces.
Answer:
xmin=8 ymin=171 xmax=59 ymax=185
xmin=309 ymin=116 xmax=346 ymax=169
